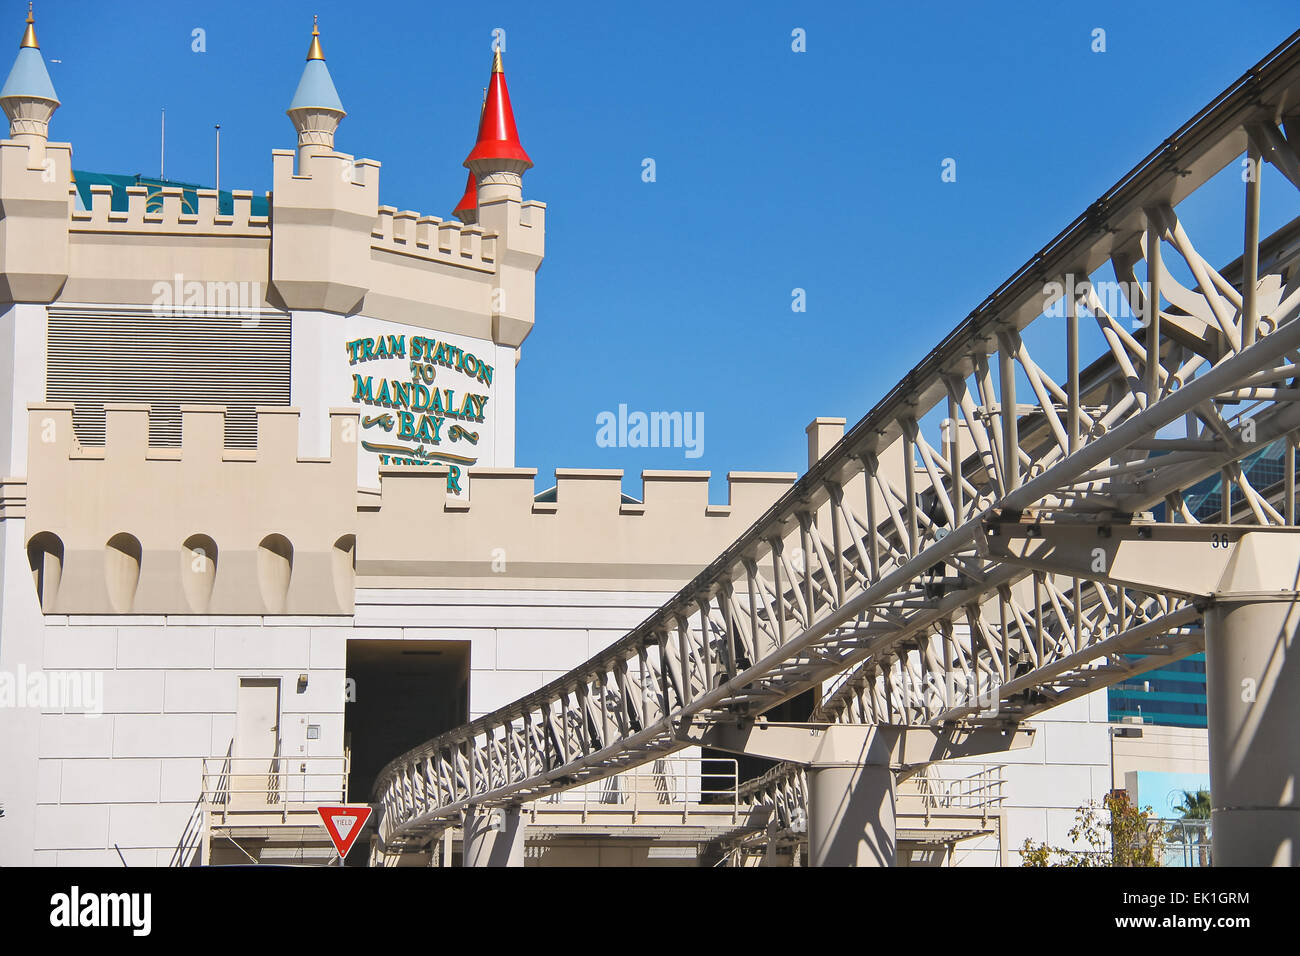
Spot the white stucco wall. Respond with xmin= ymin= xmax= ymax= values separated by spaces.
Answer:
xmin=947 ymin=692 xmax=1115 ymax=866
xmin=1 ymin=588 xmax=677 ymax=865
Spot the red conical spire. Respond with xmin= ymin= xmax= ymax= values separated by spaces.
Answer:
xmin=464 ymin=49 xmax=532 ymax=169
xmin=454 ymin=169 xmax=478 ymax=222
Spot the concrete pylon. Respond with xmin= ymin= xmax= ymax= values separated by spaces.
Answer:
xmin=680 ymin=720 xmax=1033 ymax=867
xmin=807 ymin=762 xmax=897 ymax=867
xmin=1205 ymin=598 xmax=1300 ymax=866
xmin=981 ymin=518 xmax=1300 ymax=866
xmin=463 ymin=805 xmax=526 ymax=867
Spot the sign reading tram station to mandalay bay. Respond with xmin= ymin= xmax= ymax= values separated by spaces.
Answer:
xmin=345 ymin=331 xmax=496 ymax=495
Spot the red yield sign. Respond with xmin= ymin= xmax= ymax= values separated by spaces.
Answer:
xmin=316 ymin=804 xmax=373 ymax=861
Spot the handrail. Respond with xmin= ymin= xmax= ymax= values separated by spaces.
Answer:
xmin=904 ymin=764 xmax=1006 ymax=813
xmin=201 ymin=753 xmax=350 ymax=822
xmin=531 ymin=757 xmax=739 ymax=824
xmin=168 ymin=795 xmax=207 ymax=867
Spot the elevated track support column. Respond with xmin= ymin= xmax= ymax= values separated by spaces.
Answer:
xmin=681 ymin=721 xmax=1033 ymax=867
xmin=980 ymin=516 xmax=1300 ymax=866
xmin=806 ymin=755 xmax=897 ymax=867
xmin=1205 ymin=596 xmax=1300 ymax=865
xmin=463 ymin=806 xmax=526 ymax=867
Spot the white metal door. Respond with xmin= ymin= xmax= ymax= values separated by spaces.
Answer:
xmin=233 ymin=678 xmax=281 ymax=808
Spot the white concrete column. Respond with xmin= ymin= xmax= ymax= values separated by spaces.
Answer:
xmin=806 ymin=762 xmax=896 ymax=867
xmin=1205 ymin=597 xmax=1300 ymax=866
xmin=463 ymin=806 xmax=526 ymax=867
xmin=0 ymin=303 xmax=48 ymax=476
xmin=289 ymin=309 xmax=344 ymax=460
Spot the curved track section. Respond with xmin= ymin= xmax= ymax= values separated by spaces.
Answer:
xmin=374 ymin=30 xmax=1300 ymax=853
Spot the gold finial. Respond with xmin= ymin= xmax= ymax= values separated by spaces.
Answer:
xmin=20 ymin=2 xmax=38 ymax=49
xmin=491 ymin=48 xmax=503 ymax=73
xmin=306 ymin=14 xmax=324 ymax=61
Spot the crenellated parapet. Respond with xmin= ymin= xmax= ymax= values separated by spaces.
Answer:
xmin=59 ymin=182 xmax=274 ymax=306
xmin=361 ymin=192 xmax=545 ymax=342
xmin=371 ymin=205 xmax=494 ymax=272
xmin=19 ymin=403 xmax=798 ymax=608
xmin=23 ymin=403 xmax=360 ymax=615
xmin=0 ymin=20 xmax=545 ymax=348
xmin=21 ymin=143 xmax=548 ymax=343
xmin=71 ymin=184 xmax=270 ymax=235
xmin=357 ymin=466 xmax=796 ymax=590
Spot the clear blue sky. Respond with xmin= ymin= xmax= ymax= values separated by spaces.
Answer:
xmin=21 ymin=1 xmax=1300 ymax=497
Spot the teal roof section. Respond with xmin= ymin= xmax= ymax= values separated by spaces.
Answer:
xmin=72 ymin=171 xmax=271 ymax=219
xmin=288 ymin=58 xmax=344 ymax=113
xmin=0 ymin=45 xmax=58 ymax=102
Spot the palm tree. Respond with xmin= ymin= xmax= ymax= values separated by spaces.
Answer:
xmin=1171 ymin=789 xmax=1211 ymax=866
xmin=1174 ymin=789 xmax=1211 ymax=819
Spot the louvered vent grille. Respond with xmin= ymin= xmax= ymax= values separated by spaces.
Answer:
xmin=46 ymin=307 xmax=292 ymax=447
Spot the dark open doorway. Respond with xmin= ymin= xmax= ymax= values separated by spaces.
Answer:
xmin=343 ymin=639 xmax=470 ymax=854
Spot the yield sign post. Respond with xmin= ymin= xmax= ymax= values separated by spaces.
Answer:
xmin=317 ymin=804 xmax=373 ymax=862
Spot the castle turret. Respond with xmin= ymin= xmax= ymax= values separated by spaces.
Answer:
xmin=464 ymin=49 xmax=532 ymax=205
xmin=286 ymin=16 xmax=345 ymax=167
xmin=453 ymin=169 xmax=478 ymax=224
xmin=271 ymin=16 xmax=375 ymax=316
xmin=0 ymin=2 xmax=69 ymax=304
xmin=0 ymin=3 xmax=59 ymax=159
xmin=457 ymin=50 xmax=543 ymax=348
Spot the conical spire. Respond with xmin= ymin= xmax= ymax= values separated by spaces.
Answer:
xmin=464 ymin=49 xmax=531 ymax=169
xmin=288 ymin=15 xmax=343 ymax=113
xmin=1 ymin=2 xmax=58 ymax=149
xmin=454 ymin=93 xmax=489 ymax=223
xmin=20 ymin=2 xmax=36 ymax=48
xmin=306 ymin=14 xmax=325 ymax=60
xmin=454 ymin=170 xmax=478 ymax=223
xmin=1 ymin=2 xmax=57 ymax=103
xmin=287 ymin=16 xmax=345 ymax=165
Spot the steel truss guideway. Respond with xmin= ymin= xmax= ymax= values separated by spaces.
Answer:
xmin=373 ymin=30 xmax=1300 ymax=866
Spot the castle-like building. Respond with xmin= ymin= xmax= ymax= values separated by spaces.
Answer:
xmin=0 ymin=10 xmax=809 ymax=866
xmin=0 ymin=10 xmax=1208 ymax=867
